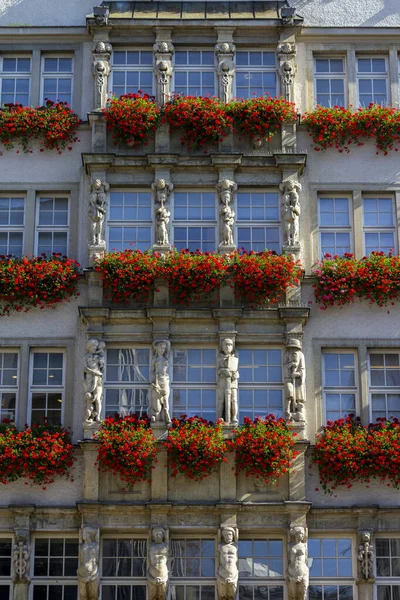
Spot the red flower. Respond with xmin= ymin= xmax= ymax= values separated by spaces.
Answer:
xmin=228 ymin=96 xmax=296 ymax=143
xmin=103 ymin=92 xmax=160 ymax=148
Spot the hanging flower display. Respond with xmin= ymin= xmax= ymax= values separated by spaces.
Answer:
xmin=228 ymin=96 xmax=297 ymax=143
xmin=103 ymin=92 xmax=160 ymax=147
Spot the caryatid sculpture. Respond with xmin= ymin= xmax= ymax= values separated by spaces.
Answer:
xmin=284 ymin=338 xmax=305 ymax=422
xmin=277 ymin=42 xmax=297 ymax=103
xmin=217 ymin=338 xmax=239 ymax=424
xmin=13 ymin=533 xmax=30 ymax=583
xmin=78 ymin=526 xmax=100 ymax=600
xmin=280 ymin=179 xmax=301 ymax=247
xmin=148 ymin=527 xmax=169 ymax=600
xmin=217 ymin=179 xmax=237 ymax=249
xmin=358 ymin=532 xmax=374 ymax=580
xmin=88 ymin=178 xmax=109 ymax=246
xmin=153 ymin=42 xmax=174 ymax=106
xmin=217 ymin=527 xmax=238 ymax=600
xmin=83 ymin=339 xmax=105 ymax=425
xmin=287 ymin=527 xmax=309 ymax=600
xmin=152 ymin=179 xmax=173 ymax=247
xmin=216 ymin=43 xmax=235 ymax=104
xmin=150 ymin=340 xmax=172 ymax=425
xmin=92 ymin=41 xmax=112 ymax=110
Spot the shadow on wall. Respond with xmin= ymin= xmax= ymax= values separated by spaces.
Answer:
xmin=0 ymin=0 xmax=94 ymax=26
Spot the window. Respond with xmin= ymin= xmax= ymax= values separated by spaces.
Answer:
xmin=0 ymin=56 xmax=30 ymax=105
xmin=174 ymin=51 xmax=215 ymax=97
xmin=322 ymin=351 xmax=357 ymax=422
xmin=0 ymin=538 xmax=12 ymax=600
xmin=363 ymin=195 xmax=396 ymax=255
xmin=369 ymin=352 xmax=400 ymax=421
xmin=238 ymin=349 xmax=284 ymax=422
xmin=172 ymin=349 xmax=216 ymax=421
xmin=376 ymin=538 xmax=400 ymax=600
xmin=112 ymin=50 xmax=153 ymax=97
xmin=30 ymin=351 xmax=64 ymax=425
xmin=101 ymin=538 xmax=148 ymax=600
xmin=308 ymin=538 xmax=353 ymax=600
xmin=314 ymin=57 xmax=346 ymax=108
xmin=237 ymin=191 xmax=280 ymax=253
xmin=171 ymin=538 xmax=215 ymax=577
xmin=41 ymin=56 xmax=73 ymax=104
xmin=357 ymin=57 xmax=388 ymax=107
xmin=36 ymin=196 xmax=69 ymax=256
xmin=105 ymin=348 xmax=150 ymax=417
xmin=107 ymin=191 xmax=152 ymax=252
xmin=235 ymin=51 xmax=276 ymax=99
xmin=173 ymin=191 xmax=216 ymax=252
xmin=238 ymin=539 xmax=284 ymax=600
xmin=318 ymin=196 xmax=352 ymax=257
xmin=32 ymin=537 xmax=78 ymax=600
xmin=0 ymin=352 xmax=18 ymax=421
xmin=0 ymin=196 xmax=24 ymax=257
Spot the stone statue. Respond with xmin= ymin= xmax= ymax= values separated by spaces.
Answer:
xmin=150 ymin=340 xmax=172 ymax=425
xmin=278 ymin=42 xmax=297 ymax=103
xmin=148 ymin=527 xmax=169 ymax=600
xmin=280 ymin=180 xmax=301 ymax=247
xmin=217 ymin=179 xmax=237 ymax=248
xmin=217 ymin=527 xmax=238 ymax=600
xmin=284 ymin=339 xmax=305 ymax=422
xmin=216 ymin=44 xmax=235 ymax=104
xmin=153 ymin=42 xmax=174 ymax=106
xmin=89 ymin=178 xmax=109 ymax=246
xmin=93 ymin=59 xmax=111 ymax=110
xmin=358 ymin=532 xmax=374 ymax=580
xmin=83 ymin=339 xmax=105 ymax=425
xmin=280 ymin=61 xmax=295 ymax=102
xmin=13 ymin=535 xmax=30 ymax=583
xmin=152 ymin=179 xmax=173 ymax=247
xmin=78 ymin=526 xmax=100 ymax=600
xmin=217 ymin=338 xmax=239 ymax=424
xmin=287 ymin=527 xmax=309 ymax=600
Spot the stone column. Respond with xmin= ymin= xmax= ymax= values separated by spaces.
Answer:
xmin=11 ymin=507 xmax=34 ymax=600
xmin=215 ymin=43 xmax=235 ymax=104
xmin=152 ymin=178 xmax=173 ymax=253
xmin=148 ymin=525 xmax=169 ymax=600
xmin=280 ymin=178 xmax=301 ymax=251
xmin=153 ymin=40 xmax=174 ymax=107
xmin=357 ymin=532 xmax=375 ymax=600
xmin=88 ymin=175 xmax=109 ymax=265
xmin=284 ymin=335 xmax=306 ymax=425
xmin=92 ymin=41 xmax=112 ymax=111
xmin=277 ymin=41 xmax=297 ymax=104
xmin=78 ymin=525 xmax=100 ymax=600
xmin=216 ymin=524 xmax=238 ymax=600
xmin=287 ymin=522 xmax=309 ymax=600
xmin=217 ymin=179 xmax=237 ymax=253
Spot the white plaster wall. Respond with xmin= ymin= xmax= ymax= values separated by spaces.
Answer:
xmin=0 ymin=0 xmax=94 ymax=27
xmin=289 ymin=0 xmax=400 ymax=27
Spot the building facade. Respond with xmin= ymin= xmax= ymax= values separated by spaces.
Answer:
xmin=0 ymin=0 xmax=400 ymax=599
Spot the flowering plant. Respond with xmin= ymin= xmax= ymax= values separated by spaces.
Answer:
xmin=96 ymin=415 xmax=157 ymax=486
xmin=0 ymin=420 xmax=22 ymax=484
xmin=231 ymin=251 xmax=302 ymax=306
xmin=0 ymin=254 xmax=80 ymax=316
xmin=312 ymin=415 xmax=400 ymax=493
xmin=0 ymin=100 xmax=80 ymax=154
xmin=163 ymin=416 xmax=230 ymax=480
xmin=161 ymin=250 xmax=230 ymax=304
xmin=303 ymin=104 xmax=400 ymax=154
xmin=233 ymin=415 xmax=298 ymax=484
xmin=229 ymin=96 xmax=297 ymax=143
xmin=95 ymin=249 xmax=159 ymax=304
xmin=103 ymin=92 xmax=160 ymax=147
xmin=162 ymin=96 xmax=233 ymax=150
xmin=313 ymin=252 xmax=400 ymax=309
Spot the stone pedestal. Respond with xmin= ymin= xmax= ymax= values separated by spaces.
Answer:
xmin=79 ymin=440 xmax=100 ymax=502
xmin=219 ymin=244 xmax=235 ymax=254
xmin=288 ymin=441 xmax=309 ymax=501
xmin=89 ymin=111 xmax=107 ymax=153
xmin=219 ymin=449 xmax=236 ymax=502
xmin=83 ymin=422 xmax=100 ymax=440
xmin=357 ymin=580 xmax=375 ymax=600
xmin=88 ymin=242 xmax=106 ymax=267
xmin=13 ymin=582 xmax=28 ymax=600
xmin=151 ymin=438 xmax=168 ymax=502
xmin=281 ymin=122 xmax=297 ymax=152
xmin=85 ymin=270 xmax=104 ymax=307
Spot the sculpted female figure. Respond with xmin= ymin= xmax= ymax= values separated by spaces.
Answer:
xmin=287 ymin=527 xmax=309 ymax=600
xmin=150 ymin=340 xmax=172 ymax=425
xmin=217 ymin=527 xmax=238 ymax=600
xmin=78 ymin=527 xmax=100 ymax=600
xmin=148 ymin=528 xmax=169 ymax=600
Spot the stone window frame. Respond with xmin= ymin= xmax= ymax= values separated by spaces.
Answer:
xmin=110 ymin=47 xmax=155 ymax=98
xmin=34 ymin=192 xmax=70 ymax=258
xmin=103 ymin=345 xmax=151 ymax=418
xmin=171 ymin=188 xmax=218 ymax=254
xmin=172 ymin=48 xmax=217 ymax=98
xmin=313 ymin=54 xmax=347 ymax=109
xmin=0 ymin=535 xmax=13 ymax=598
xmin=0 ymin=53 xmax=31 ymax=106
xmin=321 ymin=349 xmax=359 ymax=423
xmin=106 ymin=188 xmax=153 ymax=253
xmin=100 ymin=535 xmax=148 ymax=583
xmin=169 ymin=535 xmax=217 ymax=598
xmin=0 ymin=192 xmax=25 ymax=258
xmin=317 ymin=192 xmax=354 ymax=258
xmin=367 ymin=350 xmax=400 ymax=423
xmin=0 ymin=349 xmax=20 ymax=423
xmin=307 ymin=534 xmax=356 ymax=599
xmin=374 ymin=535 xmax=400 ymax=600
xmin=28 ymin=348 xmax=66 ymax=427
xmin=362 ymin=193 xmax=397 ymax=256
xmin=235 ymin=188 xmax=281 ymax=255
xmin=39 ymin=53 xmax=74 ymax=106
xmin=233 ymin=49 xmax=278 ymax=100
xmin=30 ymin=534 xmax=79 ymax=600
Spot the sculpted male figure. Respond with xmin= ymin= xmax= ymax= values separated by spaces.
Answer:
xmin=284 ymin=339 xmax=306 ymax=422
xmin=287 ymin=527 xmax=308 ymax=600
xmin=217 ymin=338 xmax=239 ymax=424
xmin=150 ymin=340 xmax=172 ymax=425
xmin=83 ymin=339 xmax=105 ymax=424
xmin=78 ymin=527 xmax=100 ymax=600
xmin=281 ymin=180 xmax=301 ymax=246
xmin=217 ymin=527 xmax=238 ymax=600
xmin=148 ymin=528 xmax=169 ymax=600
xmin=88 ymin=179 xmax=109 ymax=246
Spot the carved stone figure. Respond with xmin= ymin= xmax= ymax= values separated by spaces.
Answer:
xmin=284 ymin=339 xmax=305 ymax=422
xmin=280 ymin=180 xmax=301 ymax=247
xmin=358 ymin=532 xmax=374 ymax=580
xmin=277 ymin=42 xmax=296 ymax=56
xmin=152 ymin=179 xmax=173 ymax=247
xmin=287 ymin=527 xmax=309 ymax=600
xmin=217 ymin=338 xmax=239 ymax=424
xmin=216 ymin=44 xmax=235 ymax=104
xmin=13 ymin=535 xmax=30 ymax=583
xmin=89 ymin=178 xmax=109 ymax=246
xmin=93 ymin=58 xmax=111 ymax=110
xmin=83 ymin=339 xmax=105 ymax=425
xmin=93 ymin=6 xmax=109 ymax=26
xmin=78 ymin=526 xmax=100 ymax=600
xmin=217 ymin=179 xmax=237 ymax=248
xmin=277 ymin=42 xmax=297 ymax=102
xmin=148 ymin=527 xmax=169 ymax=600
xmin=150 ymin=340 xmax=172 ymax=425
xmin=217 ymin=527 xmax=238 ymax=600
xmin=153 ymin=42 xmax=174 ymax=106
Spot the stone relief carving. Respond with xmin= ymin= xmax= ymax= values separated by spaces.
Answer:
xmin=92 ymin=41 xmax=112 ymax=110
xmin=217 ymin=179 xmax=237 ymax=248
xmin=150 ymin=340 xmax=172 ymax=425
xmin=284 ymin=338 xmax=305 ymax=422
xmin=93 ymin=6 xmax=109 ymax=26
xmin=287 ymin=527 xmax=309 ymax=600
xmin=216 ymin=43 xmax=235 ymax=104
xmin=278 ymin=42 xmax=297 ymax=103
xmin=78 ymin=526 xmax=100 ymax=600
xmin=358 ymin=532 xmax=374 ymax=580
xmin=148 ymin=527 xmax=169 ymax=600
xmin=153 ymin=42 xmax=174 ymax=106
xmin=280 ymin=179 xmax=301 ymax=247
xmin=152 ymin=179 xmax=173 ymax=247
xmin=217 ymin=527 xmax=238 ymax=600
xmin=12 ymin=534 xmax=30 ymax=583
xmin=83 ymin=339 xmax=105 ymax=425
xmin=217 ymin=338 xmax=239 ymax=424
xmin=89 ymin=178 xmax=109 ymax=247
